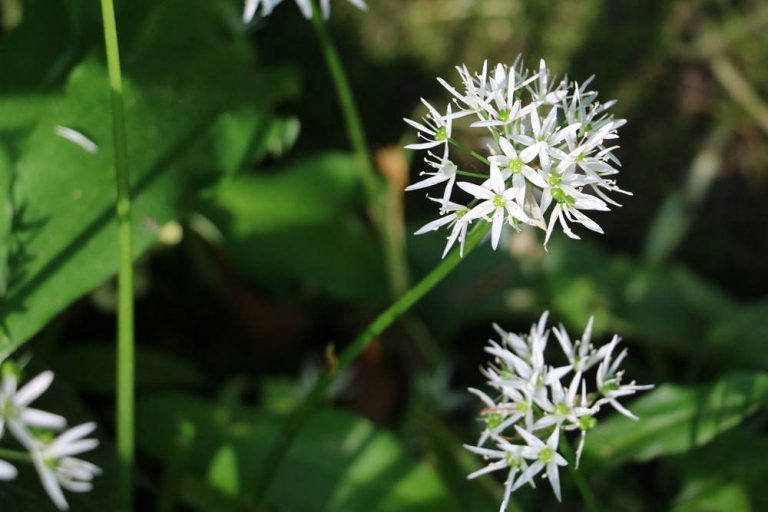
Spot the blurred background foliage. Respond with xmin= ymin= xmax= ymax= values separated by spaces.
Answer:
xmin=0 ymin=0 xmax=767 ymax=510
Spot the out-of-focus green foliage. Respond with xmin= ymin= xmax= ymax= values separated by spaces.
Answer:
xmin=202 ymin=153 xmax=388 ymax=301
xmin=1 ymin=0 xmax=767 ymax=510
xmin=586 ymin=372 xmax=768 ymax=467
xmin=136 ymin=391 xmax=451 ymax=512
xmin=0 ymin=0 xmax=297 ymax=355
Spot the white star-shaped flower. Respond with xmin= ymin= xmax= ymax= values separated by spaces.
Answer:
xmin=459 ymin=164 xmax=531 ymax=249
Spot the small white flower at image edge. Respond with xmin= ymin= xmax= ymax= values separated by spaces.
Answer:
xmin=31 ymin=422 xmax=102 ymax=511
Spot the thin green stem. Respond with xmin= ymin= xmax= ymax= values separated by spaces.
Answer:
xmin=98 ymin=1 xmax=134 ymax=511
xmin=456 ymin=169 xmax=489 ymax=179
xmin=251 ymin=223 xmax=490 ymax=506
xmin=0 ymin=448 xmax=31 ymax=462
xmin=310 ymin=2 xmax=409 ymax=297
xmin=560 ymin=436 xmax=600 ymax=512
xmin=449 ymin=138 xmax=491 ymax=165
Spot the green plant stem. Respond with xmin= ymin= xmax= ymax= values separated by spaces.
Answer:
xmin=251 ymin=223 xmax=490 ymax=506
xmin=449 ymin=138 xmax=491 ymax=165
xmin=0 ymin=448 xmax=30 ymax=462
xmin=560 ymin=436 xmax=600 ymax=512
xmin=98 ymin=1 xmax=134 ymax=511
xmin=309 ymin=2 xmax=409 ymax=297
xmin=456 ymin=169 xmax=489 ymax=179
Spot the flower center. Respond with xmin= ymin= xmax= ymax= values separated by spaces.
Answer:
xmin=1 ymin=361 xmax=20 ymax=380
xmin=0 ymin=400 xmax=17 ymax=420
xmin=579 ymin=415 xmax=597 ymax=431
xmin=493 ymin=194 xmax=506 ymax=208
xmin=435 ymin=127 xmax=448 ymax=141
xmin=551 ymin=187 xmax=575 ymax=206
xmin=499 ymin=368 xmax=514 ymax=379
xmin=539 ymin=447 xmax=554 ymax=463
xmin=554 ymin=403 xmax=570 ymax=416
xmin=441 ymin=162 xmax=457 ymax=177
xmin=508 ymin=158 xmax=524 ymax=174
xmin=515 ymin=402 xmax=529 ymax=413
xmin=484 ymin=412 xmax=503 ymax=429
xmin=505 ymin=452 xmax=521 ymax=468
xmin=499 ymin=109 xmax=511 ymax=122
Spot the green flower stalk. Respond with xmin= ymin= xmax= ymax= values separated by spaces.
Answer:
xmin=97 ymin=0 xmax=135 ymax=510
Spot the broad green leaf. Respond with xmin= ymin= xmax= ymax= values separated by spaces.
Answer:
xmin=50 ymin=342 xmax=207 ymax=395
xmin=136 ymin=392 xmax=452 ymax=512
xmin=0 ymin=0 xmax=297 ymax=355
xmin=673 ymin=481 xmax=753 ymax=512
xmin=671 ymin=429 xmax=768 ymax=512
xmin=585 ymin=372 xmax=768 ymax=467
xmin=204 ymin=154 xmax=388 ymax=301
xmin=212 ymin=153 xmax=361 ymax=232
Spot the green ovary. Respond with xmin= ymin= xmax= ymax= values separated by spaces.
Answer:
xmin=551 ymin=187 xmax=575 ymax=206
xmin=506 ymin=452 xmax=521 ymax=468
xmin=485 ymin=412 xmax=503 ymax=429
xmin=509 ymin=158 xmax=524 ymax=174
xmin=579 ymin=415 xmax=597 ymax=431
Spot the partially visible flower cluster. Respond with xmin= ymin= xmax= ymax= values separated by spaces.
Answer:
xmin=465 ymin=312 xmax=652 ymax=508
xmin=404 ymin=57 xmax=628 ymax=258
xmin=243 ymin=0 xmax=367 ymax=22
xmin=0 ymin=357 xmax=101 ymax=511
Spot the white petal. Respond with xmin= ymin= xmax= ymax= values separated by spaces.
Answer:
xmin=511 ymin=460 xmax=544 ymax=492
xmin=346 ymin=0 xmax=368 ymax=11
xmin=47 ymin=423 xmax=97 ymax=457
xmin=19 ymin=408 xmax=67 ymax=430
xmin=498 ymin=137 xmax=517 ymax=159
xmin=491 ymin=209 xmax=504 ymax=249
xmin=295 ymin=0 xmax=313 ymax=18
xmin=467 ymin=460 xmax=508 ymax=480
xmin=547 ymin=461 xmax=563 ymax=502
xmin=48 ymin=439 xmax=99 ymax=460
xmin=0 ymin=460 xmax=17 ymax=481
xmin=405 ymin=140 xmax=442 ymax=151
xmin=514 ymin=425 xmax=544 ymax=448
xmin=403 ymin=117 xmax=433 ymax=134
xmin=14 ymin=371 xmax=54 ymax=407
xmin=242 ymin=0 xmax=259 ymax=22
xmin=414 ymin=215 xmax=454 ymax=235
xmin=457 ymin=182 xmax=495 ymax=200
xmin=404 ymin=173 xmax=447 ymax=191
xmin=32 ymin=452 xmax=69 ymax=510
xmin=54 ymin=126 xmax=98 ymax=154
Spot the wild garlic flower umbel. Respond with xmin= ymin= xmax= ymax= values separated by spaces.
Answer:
xmin=465 ymin=312 xmax=652 ymax=508
xmin=0 ymin=358 xmax=101 ymax=510
xmin=243 ymin=0 xmax=367 ymax=22
xmin=405 ymin=57 xmax=628 ymax=257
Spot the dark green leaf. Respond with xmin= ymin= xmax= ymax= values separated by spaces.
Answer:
xmin=586 ymin=372 xmax=768 ymax=467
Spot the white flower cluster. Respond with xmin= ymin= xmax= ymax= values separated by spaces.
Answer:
xmin=465 ymin=312 xmax=652 ymax=509
xmin=243 ymin=0 xmax=367 ymax=22
xmin=404 ymin=57 xmax=628 ymax=258
xmin=0 ymin=358 xmax=101 ymax=511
